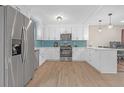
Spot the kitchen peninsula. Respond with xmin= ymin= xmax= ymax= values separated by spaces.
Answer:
xmin=86 ymin=47 xmax=117 ymax=73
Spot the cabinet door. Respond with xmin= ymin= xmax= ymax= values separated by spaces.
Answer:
xmin=81 ymin=48 xmax=88 ymax=61
xmin=34 ymin=50 xmax=39 ymax=70
xmin=77 ymin=28 xmax=83 ymax=40
xmin=92 ymin=50 xmax=100 ymax=70
xmin=88 ymin=49 xmax=100 ymax=71
xmin=72 ymin=28 xmax=77 ymax=40
xmin=49 ymin=30 xmax=54 ymax=40
xmin=100 ymin=50 xmax=117 ymax=73
xmin=43 ymin=27 xmax=49 ymax=40
xmin=72 ymin=26 xmax=83 ymax=40
xmin=86 ymin=49 xmax=91 ymax=63
xmin=55 ymin=29 xmax=60 ymax=40
xmin=89 ymin=49 xmax=96 ymax=67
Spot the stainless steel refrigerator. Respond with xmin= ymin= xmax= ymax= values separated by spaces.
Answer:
xmin=0 ymin=6 xmax=35 ymax=87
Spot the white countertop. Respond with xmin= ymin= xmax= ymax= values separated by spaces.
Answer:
xmin=35 ymin=47 xmax=60 ymax=49
xmin=87 ymin=47 xmax=124 ymax=51
xmin=115 ymin=48 xmax=124 ymax=51
xmin=35 ymin=47 xmax=124 ymax=51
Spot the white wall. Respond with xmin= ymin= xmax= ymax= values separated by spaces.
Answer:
xmin=37 ymin=24 xmax=88 ymax=40
xmin=88 ymin=25 xmax=122 ymax=47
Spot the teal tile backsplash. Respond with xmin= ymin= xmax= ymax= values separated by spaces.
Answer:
xmin=35 ymin=40 xmax=87 ymax=47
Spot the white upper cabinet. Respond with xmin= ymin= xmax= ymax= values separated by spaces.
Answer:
xmin=38 ymin=24 xmax=85 ymax=40
xmin=43 ymin=26 xmax=60 ymax=40
xmin=55 ymin=28 xmax=60 ymax=40
xmin=43 ymin=27 xmax=49 ymax=40
xmin=72 ymin=25 xmax=83 ymax=40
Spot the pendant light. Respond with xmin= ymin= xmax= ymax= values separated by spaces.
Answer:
xmin=98 ymin=20 xmax=102 ymax=32
xmin=108 ymin=13 xmax=113 ymax=29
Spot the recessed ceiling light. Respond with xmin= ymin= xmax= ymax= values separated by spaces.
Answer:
xmin=56 ymin=15 xmax=63 ymax=22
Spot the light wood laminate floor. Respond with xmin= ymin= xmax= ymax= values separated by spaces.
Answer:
xmin=27 ymin=61 xmax=124 ymax=87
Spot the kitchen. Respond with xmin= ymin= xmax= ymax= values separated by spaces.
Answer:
xmin=33 ymin=5 xmax=124 ymax=73
xmin=1 ymin=5 xmax=124 ymax=87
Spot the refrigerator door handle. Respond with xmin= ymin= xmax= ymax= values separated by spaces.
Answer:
xmin=21 ymin=26 xmax=24 ymax=63
xmin=23 ymin=26 xmax=27 ymax=64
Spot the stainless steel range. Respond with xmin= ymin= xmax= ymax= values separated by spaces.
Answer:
xmin=60 ymin=45 xmax=72 ymax=61
xmin=60 ymin=33 xmax=72 ymax=61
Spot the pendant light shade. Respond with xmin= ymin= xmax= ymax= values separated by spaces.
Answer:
xmin=108 ymin=24 xmax=113 ymax=29
xmin=108 ymin=13 xmax=113 ymax=29
xmin=98 ymin=20 xmax=102 ymax=32
xmin=98 ymin=29 xmax=102 ymax=32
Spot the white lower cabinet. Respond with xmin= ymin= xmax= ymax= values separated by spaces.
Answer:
xmin=34 ymin=50 xmax=39 ymax=70
xmin=72 ymin=48 xmax=87 ymax=61
xmin=89 ymin=49 xmax=100 ymax=71
xmin=38 ymin=47 xmax=117 ymax=73
xmin=38 ymin=48 xmax=60 ymax=65
xmin=100 ymin=50 xmax=117 ymax=73
xmin=87 ymin=48 xmax=117 ymax=73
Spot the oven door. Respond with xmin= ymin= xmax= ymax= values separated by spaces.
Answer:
xmin=60 ymin=49 xmax=72 ymax=57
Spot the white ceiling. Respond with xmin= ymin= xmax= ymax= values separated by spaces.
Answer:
xmin=17 ymin=5 xmax=124 ymax=25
